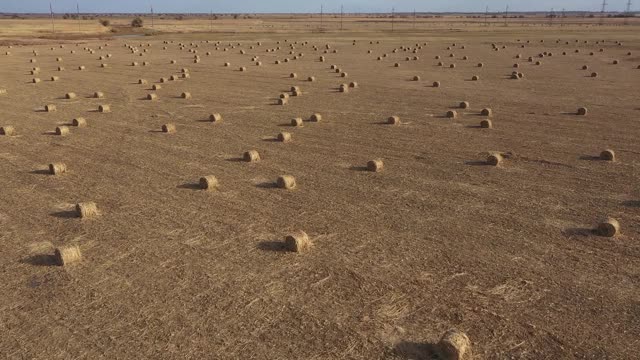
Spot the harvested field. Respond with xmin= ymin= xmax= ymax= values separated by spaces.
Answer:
xmin=0 ymin=14 xmax=639 ymax=360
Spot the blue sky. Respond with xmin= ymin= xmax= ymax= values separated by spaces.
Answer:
xmin=1 ymin=1 xmax=634 ymax=14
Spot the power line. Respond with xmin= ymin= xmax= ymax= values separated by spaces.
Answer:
xmin=413 ymin=8 xmax=416 ymax=29
xmin=391 ymin=7 xmax=395 ymax=32
xmin=49 ymin=2 xmax=55 ymax=34
xmin=549 ymin=8 xmax=554 ymax=26
xmin=561 ymin=8 xmax=565 ymax=27
xmin=599 ymin=0 xmax=607 ymax=26
xmin=504 ymin=5 xmax=509 ymax=27
xmin=484 ymin=6 xmax=489 ymax=26
xmin=77 ymin=2 xmax=80 ymax=32
xmin=340 ymin=5 xmax=343 ymax=31
xmin=624 ymin=0 xmax=632 ymax=25
xmin=320 ymin=4 xmax=323 ymax=30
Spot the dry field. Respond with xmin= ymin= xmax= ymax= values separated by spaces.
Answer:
xmin=0 ymin=17 xmax=639 ymax=359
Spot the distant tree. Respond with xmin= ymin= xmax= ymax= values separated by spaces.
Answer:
xmin=99 ymin=19 xmax=110 ymax=27
xmin=131 ymin=17 xmax=144 ymax=27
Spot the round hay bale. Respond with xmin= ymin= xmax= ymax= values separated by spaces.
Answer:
xmin=480 ymin=119 xmax=493 ymax=129
xmin=449 ymin=64 xmax=456 ymax=68
xmin=54 ymin=245 xmax=82 ymax=266
xmin=98 ymin=105 xmax=110 ymax=113
xmin=199 ymin=176 xmax=219 ymax=191
xmin=291 ymin=117 xmax=303 ymax=127
xmin=278 ymin=98 xmax=288 ymax=105
xmin=387 ymin=116 xmax=400 ymax=125
xmin=275 ymin=60 xmax=281 ymax=64
xmin=460 ymin=101 xmax=469 ymax=109
xmin=319 ymin=56 xmax=325 ymax=62
xmin=308 ymin=76 xmax=316 ymax=82
xmin=147 ymin=93 xmax=158 ymax=101
xmin=45 ymin=104 xmax=57 ymax=112
xmin=600 ymin=149 xmax=615 ymax=161
xmin=58 ymin=66 xmax=64 ymax=71
xmin=76 ymin=202 xmax=98 ymax=218
xmin=240 ymin=66 xmax=247 ymax=72
xmin=170 ymin=75 xmax=178 ymax=81
xmin=341 ymin=72 xmax=348 ymax=78
xmin=577 ymin=107 xmax=588 ymax=116
xmin=291 ymin=86 xmax=301 ymax=93
xmin=162 ymin=124 xmax=176 ymax=133
xmin=143 ymin=61 xmax=150 ymax=66
xmin=138 ymin=79 xmax=147 ymax=85
xmin=152 ymin=84 xmax=161 ymax=90
xmin=290 ymin=73 xmax=297 ymax=78
xmin=65 ymin=92 xmax=76 ymax=99
xmin=55 ymin=126 xmax=69 ymax=136
xmin=224 ymin=62 xmax=230 ymax=67
xmin=181 ymin=92 xmax=192 ymax=99
xmin=413 ymin=75 xmax=421 ymax=81
xmin=51 ymin=76 xmax=59 ymax=82
xmin=171 ymin=60 xmax=177 ymax=64
xmin=513 ymin=63 xmax=520 ymax=68
xmin=209 ymin=113 xmax=223 ymax=123
xmin=292 ymin=89 xmax=302 ymax=97
xmin=310 ymin=113 xmax=322 ymax=122
xmin=591 ymin=72 xmax=598 ymax=78
xmin=94 ymin=91 xmax=104 ymax=99
xmin=277 ymin=175 xmax=296 ymax=189
xmin=487 ymin=153 xmax=503 ymax=166
xmin=477 ymin=63 xmax=484 ymax=67
xmin=597 ymin=218 xmax=620 ymax=237
xmin=339 ymin=84 xmax=349 ymax=93
xmin=367 ymin=159 xmax=384 ymax=172
xmin=394 ymin=63 xmax=400 ymax=67
xmin=285 ymin=231 xmax=310 ymax=252
xmin=277 ymin=132 xmax=292 ymax=142
xmin=446 ymin=110 xmax=457 ymax=119
xmin=280 ymin=93 xmax=290 ymax=99
xmin=535 ymin=61 xmax=542 ymax=65
xmin=472 ymin=75 xmax=479 ymax=81
xmin=0 ymin=126 xmax=15 ymax=136
xmin=72 ymin=117 xmax=87 ymax=127
xmin=481 ymin=108 xmax=493 ymax=116
xmin=433 ymin=81 xmax=441 ymax=88
xmin=438 ymin=330 xmax=471 ymax=360
xmin=243 ymin=150 xmax=260 ymax=162
xmin=32 ymin=78 xmax=41 ymax=84
xmin=349 ymin=82 xmax=358 ymax=88
xmin=49 ymin=162 xmax=67 ymax=175
xmin=131 ymin=62 xmax=138 ymax=66
xmin=613 ymin=60 xmax=619 ymax=64
xmin=582 ymin=65 xmax=589 ymax=70
xmin=438 ymin=62 xmax=444 ymax=66
xmin=101 ymin=63 xmax=108 ymax=68
xmin=256 ymin=61 xmax=262 ymax=66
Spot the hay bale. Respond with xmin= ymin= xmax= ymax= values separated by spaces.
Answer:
xmin=477 ymin=63 xmax=484 ymax=67
xmin=98 ymin=105 xmax=110 ymax=113
xmin=591 ymin=72 xmax=598 ymax=78
xmin=49 ymin=162 xmax=67 ymax=175
xmin=339 ymin=84 xmax=349 ymax=93
xmin=481 ymin=108 xmax=492 ymax=116
xmin=51 ymin=76 xmax=59 ymax=82
xmin=243 ymin=150 xmax=260 ymax=162
xmin=32 ymin=78 xmax=41 ymax=84
xmin=291 ymin=117 xmax=303 ymax=127
xmin=387 ymin=116 xmax=400 ymax=125
xmin=449 ymin=64 xmax=456 ymax=68
xmin=307 ymin=76 xmax=316 ymax=82
xmin=438 ymin=330 xmax=471 ymax=360
xmin=101 ymin=63 xmax=108 ymax=68
xmin=349 ymin=82 xmax=358 ymax=88
xmin=94 ymin=91 xmax=104 ymax=99
xmin=433 ymin=81 xmax=441 ymax=87
xmin=285 ymin=231 xmax=311 ymax=252
xmin=277 ymin=132 xmax=292 ymax=142
xmin=582 ymin=65 xmax=589 ymax=70
xmin=181 ymin=92 xmax=192 ymax=99
xmin=45 ymin=104 xmax=57 ymax=112
xmin=480 ymin=119 xmax=493 ymax=129
xmin=277 ymin=175 xmax=296 ymax=189
xmin=170 ymin=75 xmax=178 ymax=81
xmin=600 ymin=149 xmax=615 ymax=161
xmin=446 ymin=110 xmax=457 ymax=119
xmin=0 ymin=89 xmax=6 ymax=95
xmin=224 ymin=62 xmax=231 ymax=67
xmin=278 ymin=98 xmax=288 ymax=105
xmin=460 ymin=101 xmax=469 ymax=109
xmin=0 ymin=126 xmax=15 ymax=136
xmin=55 ymin=126 xmax=69 ymax=136
xmin=341 ymin=72 xmax=348 ymax=78
xmin=290 ymin=73 xmax=297 ymax=78
xmin=413 ymin=75 xmax=421 ymax=81
xmin=613 ymin=60 xmax=619 ymax=64
xmin=367 ymin=159 xmax=384 ymax=172
xmin=54 ymin=245 xmax=82 ymax=266
xmin=76 ymin=202 xmax=98 ymax=218
xmin=72 ymin=117 xmax=87 ymax=127
xmin=487 ymin=153 xmax=503 ymax=166
xmin=310 ymin=113 xmax=322 ymax=122
xmin=209 ymin=113 xmax=223 ymax=123
xmin=147 ymin=93 xmax=158 ymax=101
xmin=160 ymin=77 xmax=168 ymax=83
xmin=152 ymin=84 xmax=161 ymax=90
xmin=162 ymin=124 xmax=176 ymax=133
xmin=65 ymin=92 xmax=77 ymax=99
xmin=58 ymin=66 xmax=64 ymax=71
xmin=394 ymin=63 xmax=400 ymax=67
xmin=138 ymin=79 xmax=147 ymax=85
xmin=577 ymin=107 xmax=588 ymax=116
xmin=472 ymin=75 xmax=479 ymax=81
xmin=597 ymin=218 xmax=620 ymax=237
xmin=171 ymin=60 xmax=177 ymax=64
xmin=240 ymin=66 xmax=247 ymax=72
xmin=199 ymin=176 xmax=219 ymax=191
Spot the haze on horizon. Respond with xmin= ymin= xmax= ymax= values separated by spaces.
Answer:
xmin=0 ymin=0 xmax=636 ymax=14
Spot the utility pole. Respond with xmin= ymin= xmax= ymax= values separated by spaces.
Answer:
xmin=504 ymin=5 xmax=509 ymax=27
xmin=391 ymin=7 xmax=395 ymax=32
xmin=413 ymin=9 xmax=416 ymax=29
xmin=624 ymin=0 xmax=632 ymax=25
xmin=599 ymin=0 xmax=607 ymax=26
xmin=340 ymin=5 xmax=344 ymax=31
xmin=49 ymin=2 xmax=55 ymax=34
xmin=484 ymin=6 xmax=489 ymax=26
xmin=210 ymin=10 xmax=213 ymax=32
xmin=561 ymin=8 xmax=565 ymax=27
xmin=77 ymin=2 xmax=81 ymax=32
xmin=320 ymin=4 xmax=323 ymax=30
xmin=150 ymin=4 xmax=154 ymax=31
xmin=549 ymin=8 xmax=554 ymax=26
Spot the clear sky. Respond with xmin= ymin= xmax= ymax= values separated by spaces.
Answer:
xmin=0 ymin=0 xmax=634 ymax=14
